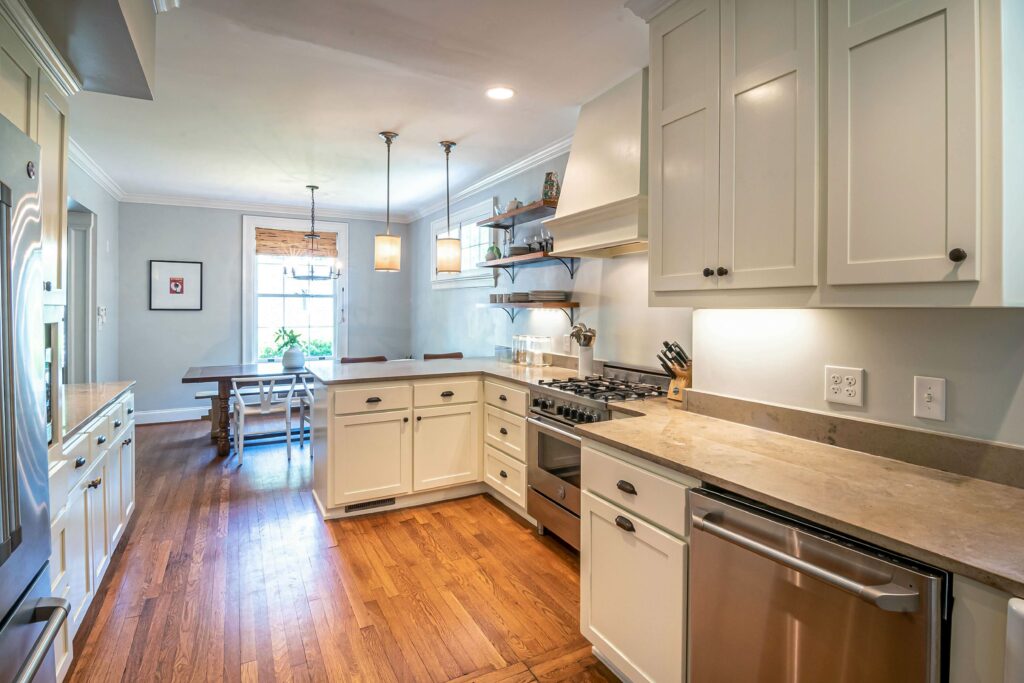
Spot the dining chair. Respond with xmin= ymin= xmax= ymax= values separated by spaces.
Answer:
xmin=230 ymin=374 xmax=296 ymax=464
xmin=340 ymin=356 xmax=387 ymax=363
xmin=296 ymin=373 xmax=314 ymax=451
xmin=423 ymin=352 xmax=464 ymax=360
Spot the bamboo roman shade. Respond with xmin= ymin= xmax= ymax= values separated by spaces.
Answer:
xmin=255 ymin=227 xmax=338 ymax=258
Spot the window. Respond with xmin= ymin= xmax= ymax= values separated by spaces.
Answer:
xmin=431 ymin=198 xmax=499 ymax=289
xmin=242 ymin=216 xmax=349 ymax=363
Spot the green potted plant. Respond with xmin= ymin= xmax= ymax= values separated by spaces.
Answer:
xmin=275 ymin=327 xmax=305 ymax=369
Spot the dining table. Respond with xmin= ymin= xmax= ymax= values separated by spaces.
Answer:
xmin=181 ymin=363 xmax=310 ymax=456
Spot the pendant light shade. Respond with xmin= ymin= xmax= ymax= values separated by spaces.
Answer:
xmin=375 ymin=131 xmax=401 ymax=272
xmin=435 ymin=140 xmax=462 ymax=274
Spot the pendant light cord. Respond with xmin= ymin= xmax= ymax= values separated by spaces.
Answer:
xmin=385 ymin=136 xmax=392 ymax=236
xmin=445 ymin=144 xmax=451 ymax=237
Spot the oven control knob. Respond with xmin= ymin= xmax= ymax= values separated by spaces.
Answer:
xmin=585 ymin=412 xmax=596 ymax=423
xmin=532 ymin=398 xmax=541 ymax=407
xmin=569 ymin=408 xmax=580 ymax=421
xmin=555 ymin=404 xmax=564 ymax=415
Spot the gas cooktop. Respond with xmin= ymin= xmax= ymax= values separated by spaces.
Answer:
xmin=530 ymin=364 xmax=670 ymax=425
xmin=537 ymin=376 xmax=667 ymax=402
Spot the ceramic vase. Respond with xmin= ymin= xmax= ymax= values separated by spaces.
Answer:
xmin=578 ymin=345 xmax=594 ymax=377
xmin=282 ymin=346 xmax=305 ymax=369
xmin=543 ymin=171 xmax=561 ymax=201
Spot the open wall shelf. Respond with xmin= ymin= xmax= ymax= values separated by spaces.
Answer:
xmin=477 ymin=199 xmax=558 ymax=230
xmin=483 ymin=301 xmax=579 ymax=325
xmin=477 ymin=252 xmax=577 ymax=282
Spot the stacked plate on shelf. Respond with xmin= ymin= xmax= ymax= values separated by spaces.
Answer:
xmin=509 ymin=292 xmax=531 ymax=303
xmin=529 ymin=290 xmax=569 ymax=302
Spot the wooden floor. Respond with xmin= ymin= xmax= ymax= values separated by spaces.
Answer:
xmin=66 ymin=420 xmax=616 ymax=682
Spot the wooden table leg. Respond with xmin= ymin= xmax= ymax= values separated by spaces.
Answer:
xmin=210 ymin=396 xmax=221 ymax=442
xmin=217 ymin=380 xmax=231 ymax=457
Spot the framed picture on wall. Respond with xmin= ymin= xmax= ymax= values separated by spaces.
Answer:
xmin=149 ymin=260 xmax=203 ymax=311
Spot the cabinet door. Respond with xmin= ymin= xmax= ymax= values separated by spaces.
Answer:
xmin=121 ymin=429 xmax=136 ymax=522
xmin=718 ymin=0 xmax=818 ymax=289
xmin=37 ymin=73 xmax=69 ymax=302
xmin=86 ymin=459 xmax=109 ymax=586
xmin=413 ymin=403 xmax=481 ymax=492
xmin=581 ymin=492 xmax=686 ymax=683
xmin=105 ymin=443 xmax=123 ymax=547
xmin=331 ymin=410 xmax=412 ymax=505
xmin=827 ymin=0 xmax=978 ymax=284
xmin=649 ymin=0 xmax=721 ymax=292
xmin=65 ymin=485 xmax=92 ymax=638
xmin=0 ymin=17 xmax=37 ymax=137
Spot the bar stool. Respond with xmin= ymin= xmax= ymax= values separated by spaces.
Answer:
xmin=340 ymin=356 xmax=387 ymax=363
xmin=423 ymin=352 xmax=463 ymax=360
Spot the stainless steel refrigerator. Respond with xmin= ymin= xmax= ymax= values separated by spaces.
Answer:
xmin=0 ymin=114 xmax=68 ymax=682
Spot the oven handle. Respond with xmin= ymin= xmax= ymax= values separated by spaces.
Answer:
xmin=527 ymin=416 xmax=581 ymax=444
xmin=692 ymin=514 xmax=920 ymax=613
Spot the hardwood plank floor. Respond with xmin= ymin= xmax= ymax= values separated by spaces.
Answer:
xmin=66 ymin=420 xmax=617 ymax=682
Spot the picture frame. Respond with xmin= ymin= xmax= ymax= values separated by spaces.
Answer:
xmin=149 ymin=260 xmax=203 ymax=311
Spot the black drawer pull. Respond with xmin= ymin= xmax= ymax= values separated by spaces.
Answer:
xmin=96 ymin=435 xmax=106 ymax=445
xmin=498 ymin=394 xmax=507 ymax=401
xmin=43 ymin=280 xmax=52 ymax=291
xmin=499 ymin=470 xmax=508 ymax=479
xmin=113 ymin=420 xmax=122 ymax=428
xmin=616 ymin=480 xmax=637 ymax=495
xmin=440 ymin=390 xmax=455 ymax=398
xmin=74 ymin=456 xmax=86 ymax=468
xmin=499 ymin=427 xmax=508 ymax=435
xmin=127 ymin=407 xmax=134 ymax=415
xmin=365 ymin=396 xmax=382 ymax=404
xmin=615 ymin=515 xmax=635 ymax=533
xmin=87 ymin=478 xmax=102 ymax=489
xmin=416 ymin=416 xmax=422 ymax=422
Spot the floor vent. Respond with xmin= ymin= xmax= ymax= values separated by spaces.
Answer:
xmin=345 ymin=497 xmax=397 ymax=513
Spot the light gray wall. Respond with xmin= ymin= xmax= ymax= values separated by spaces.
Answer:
xmin=410 ymin=152 xmax=692 ymax=367
xmin=67 ymin=161 xmax=119 ymax=381
xmin=693 ymin=308 xmax=1024 ymax=445
xmin=118 ymin=203 xmax=411 ymax=412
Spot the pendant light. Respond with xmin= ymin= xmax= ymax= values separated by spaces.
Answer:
xmin=288 ymin=185 xmax=341 ymax=281
xmin=435 ymin=140 xmax=462 ymax=274
xmin=374 ymin=131 xmax=401 ymax=272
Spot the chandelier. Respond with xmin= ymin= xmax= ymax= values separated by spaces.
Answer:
xmin=288 ymin=184 xmax=340 ymax=281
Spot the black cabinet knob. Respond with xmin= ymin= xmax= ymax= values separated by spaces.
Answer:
xmin=499 ymin=427 xmax=508 ymax=435
xmin=716 ymin=266 xmax=729 ymax=276
xmin=949 ymin=248 xmax=968 ymax=263
xmin=75 ymin=456 xmax=87 ymax=468
xmin=498 ymin=394 xmax=507 ymax=401
xmin=403 ymin=417 xmax=409 ymax=423
xmin=416 ymin=416 xmax=422 ymax=422
xmin=702 ymin=267 xmax=714 ymax=278
xmin=96 ymin=435 xmax=106 ymax=445
xmin=114 ymin=420 xmax=122 ymax=428
xmin=499 ymin=470 xmax=508 ymax=479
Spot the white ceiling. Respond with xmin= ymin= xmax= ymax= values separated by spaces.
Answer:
xmin=68 ymin=0 xmax=648 ymax=220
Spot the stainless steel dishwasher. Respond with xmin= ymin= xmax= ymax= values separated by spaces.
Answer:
xmin=688 ymin=489 xmax=950 ymax=683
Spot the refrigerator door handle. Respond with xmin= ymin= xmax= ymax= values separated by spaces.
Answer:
xmin=12 ymin=597 xmax=69 ymax=683
xmin=692 ymin=514 xmax=920 ymax=613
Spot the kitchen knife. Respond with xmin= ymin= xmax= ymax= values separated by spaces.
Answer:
xmin=671 ymin=341 xmax=690 ymax=365
xmin=662 ymin=341 xmax=687 ymax=366
xmin=656 ymin=354 xmax=676 ymax=377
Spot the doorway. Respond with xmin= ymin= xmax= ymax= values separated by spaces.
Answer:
xmin=66 ymin=205 xmax=97 ymax=384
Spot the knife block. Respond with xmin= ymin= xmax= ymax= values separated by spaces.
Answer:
xmin=667 ymin=364 xmax=691 ymax=402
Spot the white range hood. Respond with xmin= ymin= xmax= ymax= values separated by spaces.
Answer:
xmin=545 ymin=68 xmax=648 ymax=258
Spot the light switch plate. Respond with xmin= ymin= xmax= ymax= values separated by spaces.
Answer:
xmin=825 ymin=366 xmax=865 ymax=406
xmin=914 ymin=376 xmax=946 ymax=421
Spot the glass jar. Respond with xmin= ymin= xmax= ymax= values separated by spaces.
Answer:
xmin=525 ymin=335 xmax=551 ymax=367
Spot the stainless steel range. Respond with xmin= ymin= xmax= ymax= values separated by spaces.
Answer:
xmin=527 ymin=365 xmax=668 ymax=549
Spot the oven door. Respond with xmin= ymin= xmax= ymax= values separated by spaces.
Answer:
xmin=527 ymin=414 xmax=581 ymax=516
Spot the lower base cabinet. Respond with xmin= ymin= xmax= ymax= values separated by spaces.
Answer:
xmin=331 ymin=410 xmax=413 ymax=505
xmin=483 ymin=445 xmax=526 ymax=506
xmin=413 ymin=403 xmax=480 ymax=491
xmin=581 ymin=491 xmax=687 ymax=683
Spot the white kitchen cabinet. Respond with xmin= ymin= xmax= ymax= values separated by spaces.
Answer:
xmin=413 ymin=402 xmax=481 ymax=492
xmin=649 ymin=0 xmax=720 ymax=292
xmin=65 ymin=479 xmax=92 ymax=637
xmin=86 ymin=454 xmax=109 ymax=590
xmin=0 ymin=15 xmax=38 ymax=138
xmin=581 ymin=491 xmax=687 ymax=683
xmin=827 ymin=0 xmax=978 ymax=285
xmin=49 ymin=501 xmax=73 ymax=682
xmin=37 ymin=71 xmax=69 ymax=304
xmin=483 ymin=445 xmax=527 ymax=507
xmin=331 ymin=409 xmax=412 ymax=505
xmin=104 ymin=438 xmax=123 ymax=548
xmin=120 ymin=427 xmax=136 ymax=522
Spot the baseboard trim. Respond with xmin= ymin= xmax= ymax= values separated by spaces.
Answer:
xmin=317 ymin=482 xmax=491 ymax=520
xmin=135 ymin=407 xmax=207 ymax=425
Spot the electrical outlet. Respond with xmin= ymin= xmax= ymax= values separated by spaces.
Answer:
xmin=825 ymin=366 xmax=864 ymax=406
xmin=914 ymin=376 xmax=946 ymax=421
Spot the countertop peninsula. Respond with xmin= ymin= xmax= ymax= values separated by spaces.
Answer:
xmin=62 ymin=381 xmax=136 ymax=440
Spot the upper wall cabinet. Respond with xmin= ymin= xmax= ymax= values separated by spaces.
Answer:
xmin=38 ymin=72 xmax=69 ymax=304
xmin=647 ymin=0 xmax=1024 ymax=308
xmin=650 ymin=0 xmax=819 ymax=294
xmin=0 ymin=17 xmax=38 ymax=138
xmin=827 ymin=0 xmax=978 ymax=285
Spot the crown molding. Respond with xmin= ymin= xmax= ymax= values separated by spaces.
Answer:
xmin=409 ymin=134 xmax=573 ymax=222
xmin=68 ymin=138 xmax=126 ymax=201
xmin=0 ymin=0 xmax=81 ymax=97
xmin=119 ymin=192 xmax=411 ymax=224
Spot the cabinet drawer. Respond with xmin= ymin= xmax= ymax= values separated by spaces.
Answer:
xmin=125 ymin=393 xmax=135 ymax=421
xmin=413 ymin=378 xmax=480 ymax=407
xmin=63 ymin=432 xmax=91 ymax=493
xmin=106 ymin=399 xmax=128 ymax=437
xmin=582 ymin=445 xmax=692 ymax=537
xmin=484 ymin=380 xmax=527 ymax=416
xmin=88 ymin=415 xmax=112 ymax=456
xmin=48 ymin=460 xmax=69 ymax=516
xmin=484 ymin=405 xmax=526 ymax=463
xmin=484 ymin=445 xmax=526 ymax=508
xmin=334 ymin=384 xmax=412 ymax=415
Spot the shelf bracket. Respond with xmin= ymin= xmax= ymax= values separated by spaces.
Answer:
xmin=553 ymin=257 xmax=577 ymax=279
xmin=500 ymin=307 xmax=519 ymax=323
xmin=496 ymin=264 xmax=517 ymax=283
xmin=560 ymin=307 xmax=576 ymax=325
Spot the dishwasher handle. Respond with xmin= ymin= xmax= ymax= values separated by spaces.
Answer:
xmin=13 ymin=597 xmax=70 ymax=683
xmin=692 ymin=514 xmax=920 ymax=613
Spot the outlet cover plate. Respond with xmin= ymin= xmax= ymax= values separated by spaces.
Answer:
xmin=914 ymin=376 xmax=946 ymax=421
xmin=825 ymin=366 xmax=865 ymax=406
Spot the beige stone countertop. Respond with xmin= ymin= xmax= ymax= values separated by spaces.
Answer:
xmin=62 ymin=381 xmax=136 ymax=440
xmin=306 ymin=358 xmax=577 ymax=386
xmin=576 ymin=402 xmax=1024 ymax=598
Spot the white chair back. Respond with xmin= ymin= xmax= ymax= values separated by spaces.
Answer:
xmin=298 ymin=374 xmax=315 ymax=404
xmin=231 ymin=374 xmax=296 ymax=414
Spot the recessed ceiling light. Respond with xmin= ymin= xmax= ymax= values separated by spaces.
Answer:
xmin=486 ymin=86 xmax=515 ymax=100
